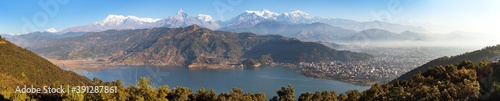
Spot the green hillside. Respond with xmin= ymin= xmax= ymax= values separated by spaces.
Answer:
xmin=0 ymin=36 xmax=91 ymax=100
xmin=0 ymin=36 xmax=91 ymax=86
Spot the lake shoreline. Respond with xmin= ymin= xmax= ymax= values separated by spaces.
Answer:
xmin=75 ymin=66 xmax=371 ymax=99
xmin=47 ymin=58 xmax=376 ymax=86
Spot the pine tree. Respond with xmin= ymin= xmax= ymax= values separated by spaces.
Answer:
xmin=157 ymin=85 xmax=170 ymax=101
xmin=138 ymin=77 xmax=157 ymax=101
xmin=338 ymin=94 xmax=348 ymax=101
xmin=169 ymin=87 xmax=192 ymax=101
xmin=277 ymin=85 xmax=295 ymax=101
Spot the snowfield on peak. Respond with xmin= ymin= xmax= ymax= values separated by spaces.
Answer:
xmin=282 ymin=10 xmax=311 ymax=18
xmin=197 ymin=14 xmax=214 ymax=22
xmin=244 ymin=9 xmax=280 ymax=19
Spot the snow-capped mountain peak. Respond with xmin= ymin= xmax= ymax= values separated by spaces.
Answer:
xmin=224 ymin=9 xmax=316 ymax=27
xmin=277 ymin=10 xmax=312 ymax=23
xmin=45 ymin=28 xmax=57 ymax=33
xmin=244 ymin=8 xmax=279 ymax=19
xmin=286 ymin=10 xmax=311 ymax=18
xmin=197 ymin=14 xmax=214 ymax=22
xmin=94 ymin=14 xmax=160 ymax=26
xmin=55 ymin=8 xmax=424 ymax=35
xmin=60 ymin=9 xmax=222 ymax=34
xmin=176 ymin=9 xmax=188 ymax=18
xmin=105 ymin=14 xmax=126 ymax=20
xmin=96 ymin=14 xmax=127 ymax=26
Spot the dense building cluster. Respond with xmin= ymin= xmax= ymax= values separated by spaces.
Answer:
xmin=298 ymin=46 xmax=474 ymax=84
xmin=299 ymin=61 xmax=402 ymax=84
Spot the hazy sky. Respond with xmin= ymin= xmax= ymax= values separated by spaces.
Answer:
xmin=0 ymin=0 xmax=498 ymax=35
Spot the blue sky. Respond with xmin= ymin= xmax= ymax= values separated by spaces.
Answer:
xmin=0 ymin=0 xmax=498 ymax=34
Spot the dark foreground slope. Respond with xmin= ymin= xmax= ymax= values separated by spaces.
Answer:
xmin=32 ymin=25 xmax=371 ymax=68
xmin=0 ymin=36 xmax=90 ymax=86
xmin=0 ymin=36 xmax=91 ymax=100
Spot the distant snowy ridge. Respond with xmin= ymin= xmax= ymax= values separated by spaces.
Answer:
xmin=57 ymin=9 xmax=425 ymax=34
xmin=94 ymin=14 xmax=161 ymax=26
xmin=59 ymin=9 xmax=220 ymax=34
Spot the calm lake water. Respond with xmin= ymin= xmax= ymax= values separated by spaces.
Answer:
xmin=72 ymin=66 xmax=370 ymax=98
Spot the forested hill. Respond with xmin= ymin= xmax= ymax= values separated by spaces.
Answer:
xmin=31 ymin=25 xmax=371 ymax=67
xmin=393 ymin=45 xmax=500 ymax=82
xmin=0 ymin=36 xmax=91 ymax=86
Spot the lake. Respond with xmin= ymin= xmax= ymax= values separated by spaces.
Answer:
xmin=72 ymin=66 xmax=370 ymax=98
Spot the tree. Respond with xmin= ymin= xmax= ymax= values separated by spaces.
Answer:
xmin=321 ymin=91 xmax=337 ymax=101
xmin=361 ymin=84 xmax=382 ymax=100
xmin=93 ymin=77 xmax=103 ymax=85
xmin=126 ymin=85 xmax=142 ymax=101
xmin=338 ymin=94 xmax=348 ymax=101
xmin=218 ymin=92 xmax=231 ymax=101
xmin=311 ymin=91 xmax=323 ymax=101
xmin=169 ymin=87 xmax=192 ymax=101
xmin=243 ymin=59 xmax=261 ymax=67
xmin=230 ymin=87 xmax=244 ymax=100
xmin=457 ymin=60 xmax=478 ymax=70
xmin=252 ymin=93 xmax=267 ymax=101
xmin=277 ymin=85 xmax=295 ymax=101
xmin=259 ymin=54 xmax=273 ymax=64
xmin=115 ymin=80 xmax=129 ymax=101
xmin=193 ymin=88 xmax=209 ymax=101
xmin=138 ymin=77 xmax=157 ymax=101
xmin=347 ymin=90 xmax=361 ymax=101
xmin=157 ymin=85 xmax=170 ymax=101
xmin=298 ymin=92 xmax=312 ymax=101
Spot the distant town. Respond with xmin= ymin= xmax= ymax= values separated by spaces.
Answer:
xmin=296 ymin=46 xmax=474 ymax=85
